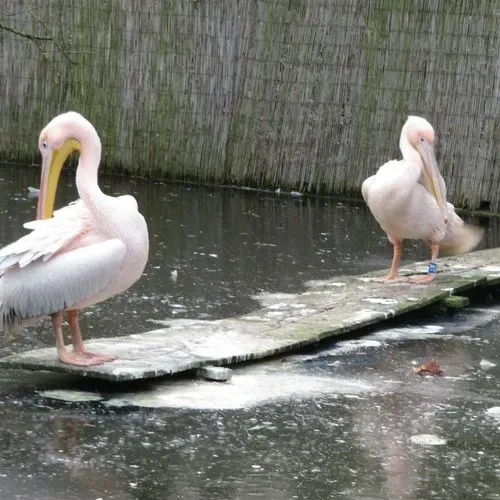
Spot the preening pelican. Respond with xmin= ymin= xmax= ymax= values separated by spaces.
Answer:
xmin=0 ymin=112 xmax=149 ymax=366
xmin=362 ymin=116 xmax=483 ymax=283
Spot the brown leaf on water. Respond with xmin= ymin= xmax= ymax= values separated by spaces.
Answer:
xmin=412 ymin=358 xmax=443 ymax=376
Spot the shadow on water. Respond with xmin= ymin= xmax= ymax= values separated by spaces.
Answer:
xmin=0 ymin=165 xmax=500 ymax=498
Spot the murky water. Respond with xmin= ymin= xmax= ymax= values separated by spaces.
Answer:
xmin=0 ymin=164 xmax=500 ymax=499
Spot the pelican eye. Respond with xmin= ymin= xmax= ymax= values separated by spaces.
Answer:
xmin=41 ymin=140 xmax=49 ymax=150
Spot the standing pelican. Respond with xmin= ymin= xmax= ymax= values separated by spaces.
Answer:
xmin=0 ymin=112 xmax=149 ymax=366
xmin=362 ymin=116 xmax=483 ymax=283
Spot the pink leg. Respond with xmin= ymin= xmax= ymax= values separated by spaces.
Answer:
xmin=377 ymin=238 xmax=404 ymax=283
xmin=67 ymin=310 xmax=116 ymax=363
xmin=410 ymin=242 xmax=439 ymax=284
xmin=52 ymin=312 xmax=104 ymax=366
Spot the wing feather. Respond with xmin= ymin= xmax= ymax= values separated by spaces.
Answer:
xmin=0 ymin=200 xmax=90 ymax=275
xmin=0 ymin=239 xmax=126 ymax=328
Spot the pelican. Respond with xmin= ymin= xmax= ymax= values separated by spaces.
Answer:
xmin=362 ymin=116 xmax=483 ymax=283
xmin=0 ymin=112 xmax=149 ymax=366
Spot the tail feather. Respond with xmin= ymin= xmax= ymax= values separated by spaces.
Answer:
xmin=3 ymin=322 xmax=22 ymax=344
xmin=440 ymin=204 xmax=484 ymax=255
xmin=0 ymin=299 xmax=23 ymax=343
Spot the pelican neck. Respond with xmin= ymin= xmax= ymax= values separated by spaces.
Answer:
xmin=399 ymin=133 xmax=421 ymax=165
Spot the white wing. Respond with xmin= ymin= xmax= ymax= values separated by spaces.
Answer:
xmin=0 ymin=200 xmax=90 ymax=275
xmin=0 ymin=239 xmax=126 ymax=328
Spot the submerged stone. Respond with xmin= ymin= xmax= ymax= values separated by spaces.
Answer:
xmin=441 ymin=295 xmax=470 ymax=309
xmin=103 ymin=364 xmax=379 ymax=410
xmin=198 ymin=366 xmax=232 ymax=382
xmin=37 ymin=389 xmax=103 ymax=402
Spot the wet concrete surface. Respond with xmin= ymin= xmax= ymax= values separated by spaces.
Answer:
xmin=0 ymin=165 xmax=500 ymax=498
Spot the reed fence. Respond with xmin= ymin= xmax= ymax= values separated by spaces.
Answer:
xmin=0 ymin=1 xmax=499 ymax=210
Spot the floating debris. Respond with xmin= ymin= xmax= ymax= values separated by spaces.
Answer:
xmin=27 ymin=186 xmax=40 ymax=198
xmin=373 ymin=324 xmax=445 ymax=341
xmin=486 ymin=407 xmax=500 ymax=418
xmin=479 ymin=359 xmax=497 ymax=370
xmin=410 ymin=434 xmax=447 ymax=446
xmin=413 ymin=358 xmax=443 ymax=376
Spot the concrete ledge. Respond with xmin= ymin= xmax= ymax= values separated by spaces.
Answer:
xmin=1 ymin=247 xmax=500 ymax=381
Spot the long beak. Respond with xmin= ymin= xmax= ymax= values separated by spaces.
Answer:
xmin=416 ymin=139 xmax=448 ymax=223
xmin=37 ymin=139 xmax=81 ymax=220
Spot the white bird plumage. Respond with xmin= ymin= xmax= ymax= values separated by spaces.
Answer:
xmin=0 ymin=111 xmax=149 ymax=365
xmin=362 ymin=115 xmax=483 ymax=283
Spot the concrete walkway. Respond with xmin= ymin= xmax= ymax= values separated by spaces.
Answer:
xmin=1 ymin=247 xmax=500 ymax=381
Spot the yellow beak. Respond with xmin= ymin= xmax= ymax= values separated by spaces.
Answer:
xmin=37 ymin=139 xmax=81 ymax=220
xmin=416 ymin=139 xmax=448 ymax=223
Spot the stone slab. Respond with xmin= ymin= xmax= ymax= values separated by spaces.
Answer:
xmin=1 ymin=248 xmax=500 ymax=381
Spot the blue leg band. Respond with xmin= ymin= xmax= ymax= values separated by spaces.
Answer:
xmin=428 ymin=261 xmax=438 ymax=274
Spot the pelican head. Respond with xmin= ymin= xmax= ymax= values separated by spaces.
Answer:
xmin=401 ymin=116 xmax=447 ymax=222
xmin=37 ymin=112 xmax=101 ymax=220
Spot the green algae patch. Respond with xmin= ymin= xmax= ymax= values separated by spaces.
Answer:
xmin=441 ymin=296 xmax=470 ymax=309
